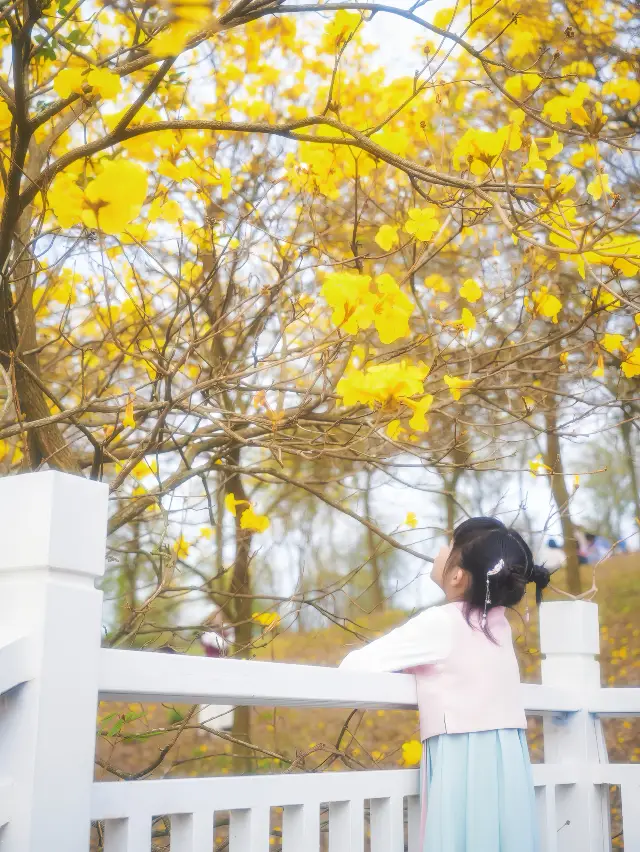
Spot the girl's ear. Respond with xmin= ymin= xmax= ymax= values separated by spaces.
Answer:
xmin=450 ymin=566 xmax=469 ymax=590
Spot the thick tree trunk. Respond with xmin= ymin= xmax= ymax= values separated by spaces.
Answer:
xmin=544 ymin=406 xmax=582 ymax=595
xmin=0 ymin=155 xmax=79 ymax=472
xmin=224 ymin=450 xmax=254 ymax=774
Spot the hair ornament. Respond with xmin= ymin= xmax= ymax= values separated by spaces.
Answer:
xmin=481 ymin=558 xmax=505 ymax=629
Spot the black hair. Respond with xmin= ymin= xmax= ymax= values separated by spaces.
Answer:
xmin=445 ymin=517 xmax=551 ymax=639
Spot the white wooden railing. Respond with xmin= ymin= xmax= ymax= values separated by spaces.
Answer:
xmin=0 ymin=471 xmax=639 ymax=852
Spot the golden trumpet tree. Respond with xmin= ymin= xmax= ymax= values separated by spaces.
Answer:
xmin=0 ymin=0 xmax=637 ymax=644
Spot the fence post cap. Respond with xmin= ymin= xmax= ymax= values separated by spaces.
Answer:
xmin=539 ymin=600 xmax=600 ymax=656
xmin=0 ymin=471 xmax=108 ymax=579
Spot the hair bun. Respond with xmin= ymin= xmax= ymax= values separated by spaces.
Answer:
xmin=530 ymin=564 xmax=551 ymax=603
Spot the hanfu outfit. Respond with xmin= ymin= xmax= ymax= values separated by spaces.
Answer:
xmin=340 ymin=580 xmax=539 ymax=852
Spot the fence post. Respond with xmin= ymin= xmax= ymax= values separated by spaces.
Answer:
xmin=0 ymin=471 xmax=108 ymax=852
xmin=539 ymin=600 xmax=610 ymax=852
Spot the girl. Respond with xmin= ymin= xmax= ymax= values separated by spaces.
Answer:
xmin=340 ymin=517 xmax=552 ymax=852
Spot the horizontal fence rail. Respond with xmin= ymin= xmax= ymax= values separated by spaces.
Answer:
xmin=98 ymin=648 xmax=640 ymax=717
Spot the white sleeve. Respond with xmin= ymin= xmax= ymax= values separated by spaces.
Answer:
xmin=339 ymin=604 xmax=451 ymax=673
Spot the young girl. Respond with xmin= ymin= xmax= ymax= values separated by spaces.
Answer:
xmin=340 ymin=517 xmax=552 ymax=852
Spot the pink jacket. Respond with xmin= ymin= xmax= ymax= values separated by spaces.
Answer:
xmin=340 ymin=597 xmax=526 ymax=741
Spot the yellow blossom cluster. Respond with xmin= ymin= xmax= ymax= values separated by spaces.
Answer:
xmin=48 ymin=160 xmax=148 ymax=235
xmin=321 ymin=271 xmax=415 ymax=345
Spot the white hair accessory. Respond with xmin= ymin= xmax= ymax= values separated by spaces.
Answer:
xmin=481 ymin=559 xmax=505 ymax=628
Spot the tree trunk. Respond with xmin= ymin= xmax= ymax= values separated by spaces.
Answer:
xmin=0 ymin=154 xmax=80 ymax=472
xmin=224 ymin=449 xmax=254 ymax=774
xmin=544 ymin=406 xmax=582 ymax=595
xmin=364 ymin=468 xmax=384 ymax=611
xmin=443 ymin=445 xmax=466 ymax=534
xmin=620 ymin=415 xmax=640 ymax=539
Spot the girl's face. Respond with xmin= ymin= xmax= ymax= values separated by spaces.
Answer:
xmin=431 ymin=540 xmax=470 ymax=601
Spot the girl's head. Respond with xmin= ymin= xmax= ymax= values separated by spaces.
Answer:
xmin=431 ymin=517 xmax=550 ymax=630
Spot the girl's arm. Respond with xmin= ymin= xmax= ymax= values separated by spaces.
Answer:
xmin=338 ymin=597 xmax=451 ymax=673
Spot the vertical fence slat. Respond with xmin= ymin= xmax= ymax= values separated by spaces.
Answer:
xmin=542 ymin=785 xmax=558 ymax=852
xmin=171 ymin=811 xmax=213 ymax=851
xmin=229 ymin=806 xmax=270 ymax=852
xmin=103 ymin=815 xmax=150 ymax=852
xmin=328 ymin=799 xmax=364 ymax=852
xmin=406 ymin=795 xmax=421 ymax=852
xmin=282 ymin=803 xmax=320 ymax=851
xmin=621 ymin=783 xmax=640 ymax=849
xmin=370 ymin=796 xmax=404 ymax=852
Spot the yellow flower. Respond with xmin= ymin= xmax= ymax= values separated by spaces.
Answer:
xmin=591 ymin=287 xmax=620 ymax=311
xmin=537 ymin=132 xmax=563 ymax=160
xmin=240 ymin=507 xmax=270 ymax=533
xmin=621 ymin=348 xmax=640 ymax=378
xmin=200 ymin=527 xmax=213 ymax=539
xmin=557 ymin=174 xmax=576 ymax=195
xmin=252 ymin=611 xmax=280 ymax=627
xmin=635 ymin=313 xmax=640 ymax=326
xmin=601 ymin=334 xmax=625 ymax=354
xmin=400 ymin=393 xmax=434 ymax=432
xmin=526 ymin=139 xmax=546 ymax=172
xmin=459 ymin=279 xmax=482 ymax=303
xmin=444 ymin=375 xmax=473 ymax=401
xmin=150 ymin=19 xmax=199 ymax=58
xmin=48 ymin=173 xmax=86 ymax=229
xmin=375 ymin=225 xmax=399 ymax=252
xmin=321 ymin=271 xmax=374 ymax=335
xmin=592 ymin=353 xmax=604 ymax=378
xmin=525 ymin=286 xmax=562 ymax=323
xmin=402 ymin=740 xmax=422 ymax=766
xmin=132 ymin=459 xmax=158 ymax=480
xmin=122 ymin=398 xmax=136 ymax=428
xmin=386 ymin=419 xmax=405 ymax=440
xmin=82 ymin=160 xmax=148 ymax=234
xmin=405 ymin=512 xmax=418 ymax=528
xmin=53 ymin=68 xmax=86 ymax=99
xmin=337 ymin=361 xmax=430 ymax=408
xmin=424 ymin=274 xmax=450 ymax=293
xmin=173 ymin=535 xmax=190 ymax=559
xmin=452 ymin=124 xmax=522 ymax=175
xmin=404 ymin=208 xmax=439 ymax=242
xmin=321 ymin=9 xmax=361 ymax=51
xmin=542 ymin=82 xmax=590 ymax=123
xmin=529 ymin=454 xmax=552 ymax=476
xmin=460 ymin=307 xmax=476 ymax=332
xmin=372 ymin=273 xmax=414 ymax=344
xmin=171 ymin=0 xmax=212 ymax=24
xmin=224 ymin=492 xmax=249 ymax=517
xmin=448 ymin=307 xmax=476 ymax=334
xmin=86 ymin=68 xmax=122 ymax=99
xmin=587 ymin=173 xmax=612 ymax=201
xmin=559 ymin=351 xmax=569 ymax=365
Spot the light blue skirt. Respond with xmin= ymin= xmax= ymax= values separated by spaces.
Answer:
xmin=419 ymin=729 xmax=539 ymax=852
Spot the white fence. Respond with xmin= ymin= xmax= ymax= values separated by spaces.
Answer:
xmin=0 ymin=471 xmax=639 ymax=852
